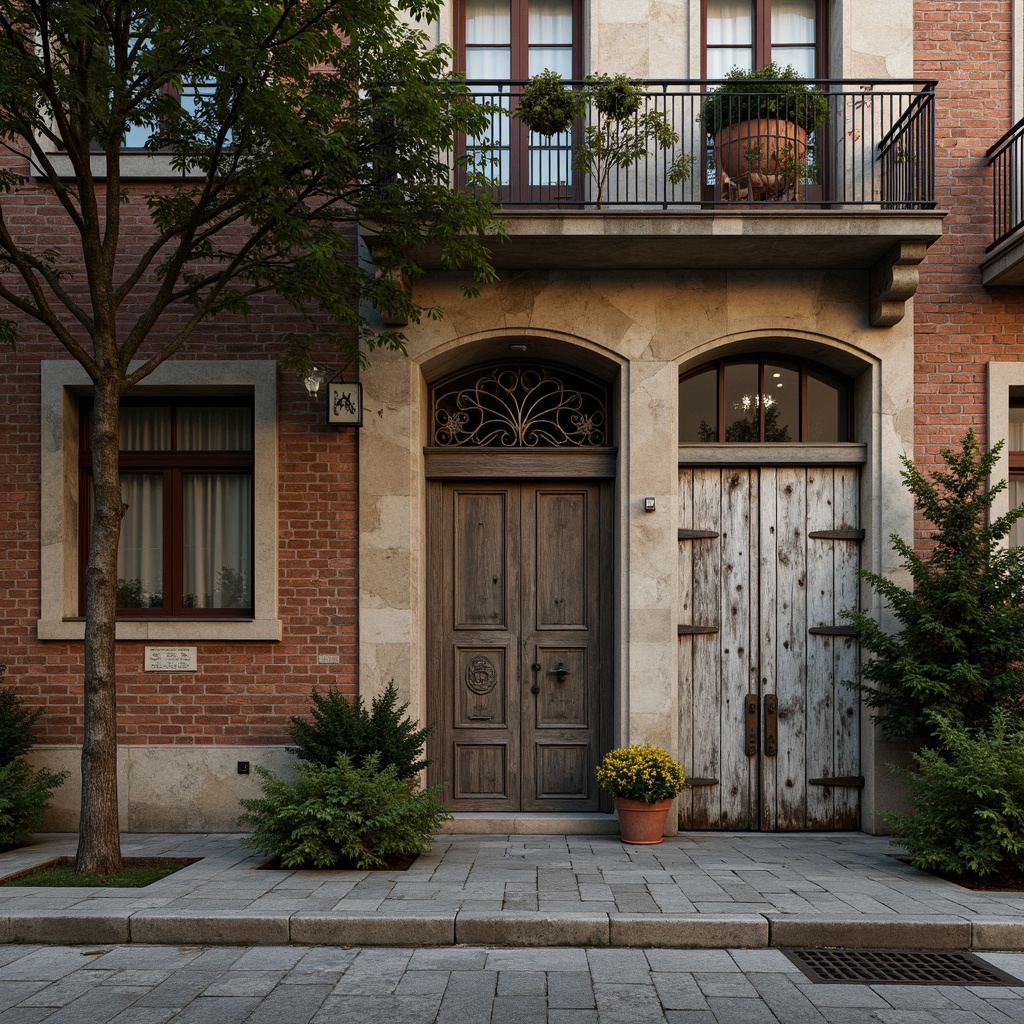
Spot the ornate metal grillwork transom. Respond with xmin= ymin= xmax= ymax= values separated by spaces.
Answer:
xmin=431 ymin=363 xmax=609 ymax=448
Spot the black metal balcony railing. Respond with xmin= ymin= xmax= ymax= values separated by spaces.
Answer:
xmin=456 ymin=78 xmax=937 ymax=211
xmin=987 ymin=116 xmax=1024 ymax=249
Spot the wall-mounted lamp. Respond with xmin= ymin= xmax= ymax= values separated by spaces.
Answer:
xmin=644 ymin=497 xmax=656 ymax=513
xmin=303 ymin=365 xmax=363 ymax=427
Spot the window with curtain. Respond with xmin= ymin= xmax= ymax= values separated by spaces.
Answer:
xmin=704 ymin=0 xmax=824 ymax=79
xmin=80 ymin=398 xmax=254 ymax=616
xmin=1010 ymin=402 xmax=1024 ymax=548
xmin=460 ymin=0 xmax=580 ymax=192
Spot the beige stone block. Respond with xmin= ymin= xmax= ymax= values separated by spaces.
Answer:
xmin=291 ymin=913 xmax=456 ymax=946
xmin=610 ymin=915 xmax=769 ymax=949
xmin=131 ymin=912 xmax=291 ymax=945
xmin=456 ymin=912 xmax=610 ymax=947
xmin=0 ymin=913 xmax=129 ymax=945
xmin=972 ymin=921 xmax=1024 ymax=951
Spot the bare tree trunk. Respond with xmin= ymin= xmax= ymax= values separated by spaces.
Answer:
xmin=75 ymin=378 xmax=124 ymax=876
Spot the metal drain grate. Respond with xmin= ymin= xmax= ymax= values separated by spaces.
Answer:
xmin=784 ymin=948 xmax=1024 ymax=987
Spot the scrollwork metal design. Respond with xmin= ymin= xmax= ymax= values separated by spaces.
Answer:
xmin=432 ymin=364 xmax=607 ymax=447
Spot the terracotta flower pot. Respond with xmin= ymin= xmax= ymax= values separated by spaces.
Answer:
xmin=714 ymin=118 xmax=808 ymax=201
xmin=613 ymin=796 xmax=673 ymax=844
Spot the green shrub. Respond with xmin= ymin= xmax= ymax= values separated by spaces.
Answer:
xmin=888 ymin=710 xmax=1024 ymax=878
xmin=845 ymin=431 xmax=1024 ymax=742
xmin=238 ymin=753 xmax=451 ymax=869
xmin=289 ymin=681 xmax=431 ymax=779
xmin=0 ymin=676 xmax=68 ymax=848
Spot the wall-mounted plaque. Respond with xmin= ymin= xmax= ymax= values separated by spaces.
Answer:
xmin=144 ymin=647 xmax=198 ymax=672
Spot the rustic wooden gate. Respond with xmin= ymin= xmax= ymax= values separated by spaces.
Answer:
xmin=427 ymin=480 xmax=612 ymax=810
xmin=677 ymin=465 xmax=861 ymax=830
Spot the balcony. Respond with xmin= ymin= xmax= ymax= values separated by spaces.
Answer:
xmin=368 ymin=79 xmax=946 ymax=327
xmin=981 ymin=116 xmax=1024 ymax=285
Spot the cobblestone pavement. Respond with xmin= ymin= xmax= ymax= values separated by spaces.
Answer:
xmin=2 ymin=943 xmax=1024 ymax=1023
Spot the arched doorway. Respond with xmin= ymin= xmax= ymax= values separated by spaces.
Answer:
xmin=677 ymin=355 xmax=864 ymax=830
xmin=424 ymin=362 xmax=615 ymax=811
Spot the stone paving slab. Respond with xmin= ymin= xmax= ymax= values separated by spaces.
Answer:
xmin=2 ymin=832 xmax=1024 ymax=949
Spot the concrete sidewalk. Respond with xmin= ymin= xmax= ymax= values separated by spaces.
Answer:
xmin=2 ymin=832 xmax=1024 ymax=950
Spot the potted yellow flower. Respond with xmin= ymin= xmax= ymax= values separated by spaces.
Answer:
xmin=596 ymin=744 xmax=686 ymax=844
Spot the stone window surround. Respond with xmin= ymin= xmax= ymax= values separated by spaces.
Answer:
xmin=987 ymin=360 xmax=1024 ymax=533
xmin=38 ymin=359 xmax=281 ymax=641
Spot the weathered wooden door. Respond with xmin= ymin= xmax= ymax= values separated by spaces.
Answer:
xmin=677 ymin=465 xmax=861 ymax=830
xmin=428 ymin=480 xmax=610 ymax=811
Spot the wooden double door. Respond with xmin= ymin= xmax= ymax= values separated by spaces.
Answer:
xmin=677 ymin=465 xmax=862 ymax=831
xmin=427 ymin=480 xmax=612 ymax=811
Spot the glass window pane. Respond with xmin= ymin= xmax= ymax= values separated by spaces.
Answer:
xmin=723 ymin=361 xmax=760 ymax=441
xmin=529 ymin=0 xmax=573 ymax=44
xmin=770 ymin=46 xmax=816 ymax=78
xmin=529 ymin=142 xmax=573 ymax=185
xmin=528 ymin=46 xmax=573 ymax=77
xmin=772 ymin=0 xmax=816 ymax=44
xmin=707 ymin=47 xmax=753 ymax=78
xmin=679 ymin=368 xmax=719 ymax=442
xmin=177 ymin=407 xmax=252 ymax=450
xmin=1010 ymin=405 xmax=1024 ymax=451
xmin=182 ymin=473 xmax=252 ymax=609
xmin=707 ymin=0 xmax=753 ymax=45
xmin=117 ymin=474 xmax=164 ymax=608
xmin=763 ymin=361 xmax=799 ymax=441
xmin=806 ymin=367 xmax=848 ymax=442
xmin=119 ymin=407 xmax=171 ymax=450
xmin=466 ymin=0 xmax=511 ymax=44
xmin=466 ymin=49 xmax=510 ymax=79
xmin=1009 ymin=476 xmax=1024 ymax=549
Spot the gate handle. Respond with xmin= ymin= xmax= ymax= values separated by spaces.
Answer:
xmin=745 ymin=694 xmax=758 ymax=756
xmin=548 ymin=661 xmax=569 ymax=683
xmin=764 ymin=694 xmax=778 ymax=757
xmin=531 ymin=662 xmax=541 ymax=694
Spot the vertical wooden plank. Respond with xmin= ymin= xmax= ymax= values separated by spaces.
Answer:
xmin=758 ymin=468 xmax=778 ymax=830
xmin=805 ymin=467 xmax=837 ymax=829
xmin=677 ymin=468 xmax=696 ymax=829
xmin=774 ymin=468 xmax=807 ymax=829
xmin=833 ymin=467 xmax=862 ymax=829
xmin=719 ymin=468 xmax=757 ymax=829
xmin=691 ymin=468 xmax=724 ymax=828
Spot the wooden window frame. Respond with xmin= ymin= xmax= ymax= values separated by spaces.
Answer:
xmin=679 ymin=356 xmax=853 ymax=443
xmin=78 ymin=396 xmax=255 ymax=619
xmin=700 ymin=0 xmax=830 ymax=79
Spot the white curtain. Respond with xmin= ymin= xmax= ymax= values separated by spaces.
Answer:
xmin=706 ymin=0 xmax=752 ymax=78
xmin=119 ymin=407 xmax=171 ymax=450
xmin=116 ymin=474 xmax=164 ymax=607
xmin=177 ymin=406 xmax=252 ymax=450
xmin=182 ymin=474 xmax=252 ymax=608
xmin=1010 ymin=476 xmax=1024 ymax=549
xmin=771 ymin=0 xmax=816 ymax=77
xmin=465 ymin=0 xmax=510 ymax=44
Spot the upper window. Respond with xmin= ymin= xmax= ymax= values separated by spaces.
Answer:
xmin=679 ymin=357 xmax=851 ymax=443
xmin=704 ymin=0 xmax=826 ymax=79
xmin=80 ymin=398 xmax=254 ymax=617
xmin=1010 ymin=401 xmax=1023 ymax=548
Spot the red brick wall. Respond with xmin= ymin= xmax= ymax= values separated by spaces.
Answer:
xmin=914 ymin=1 xmax=1024 ymax=482
xmin=0 ymin=162 xmax=360 ymax=748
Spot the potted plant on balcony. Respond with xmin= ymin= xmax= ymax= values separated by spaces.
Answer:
xmin=596 ymin=743 xmax=687 ymax=844
xmin=701 ymin=62 xmax=828 ymax=202
xmin=515 ymin=71 xmax=693 ymax=207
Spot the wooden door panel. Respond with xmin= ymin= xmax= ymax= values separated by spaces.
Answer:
xmin=455 ymin=647 xmax=509 ymax=728
xmin=454 ymin=743 xmax=509 ymax=800
xmin=533 ymin=647 xmax=588 ymax=727
xmin=533 ymin=742 xmax=592 ymax=800
xmin=453 ymin=490 xmax=510 ymax=629
xmin=534 ymin=490 xmax=589 ymax=628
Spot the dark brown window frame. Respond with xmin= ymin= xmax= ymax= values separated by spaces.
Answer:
xmin=679 ymin=356 xmax=853 ymax=443
xmin=78 ymin=396 xmax=255 ymax=618
xmin=700 ymin=0 xmax=830 ymax=79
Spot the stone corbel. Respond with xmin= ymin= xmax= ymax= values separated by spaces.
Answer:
xmin=869 ymin=241 xmax=929 ymax=327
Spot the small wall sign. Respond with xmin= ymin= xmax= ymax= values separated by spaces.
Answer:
xmin=144 ymin=646 xmax=198 ymax=672
xmin=327 ymin=381 xmax=363 ymax=426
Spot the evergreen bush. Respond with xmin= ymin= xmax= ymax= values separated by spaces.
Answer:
xmin=844 ymin=430 xmax=1024 ymax=741
xmin=238 ymin=753 xmax=451 ymax=869
xmin=888 ymin=709 xmax=1024 ymax=878
xmin=0 ymin=669 xmax=68 ymax=848
xmin=288 ymin=681 xmax=431 ymax=779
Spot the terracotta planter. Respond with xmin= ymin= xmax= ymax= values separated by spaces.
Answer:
xmin=714 ymin=118 xmax=808 ymax=202
xmin=613 ymin=796 xmax=673 ymax=845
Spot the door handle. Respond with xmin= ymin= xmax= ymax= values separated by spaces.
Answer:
xmin=763 ymin=694 xmax=778 ymax=757
xmin=745 ymin=694 xmax=758 ymax=756
xmin=530 ymin=662 xmax=541 ymax=694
